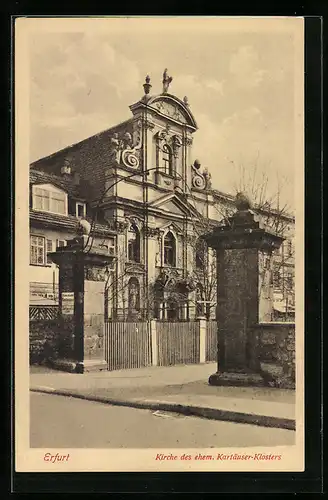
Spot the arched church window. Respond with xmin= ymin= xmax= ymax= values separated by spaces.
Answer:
xmin=162 ymin=144 xmax=173 ymax=176
xmin=164 ymin=231 xmax=176 ymax=267
xmin=127 ymin=223 xmax=140 ymax=263
xmin=128 ymin=277 xmax=140 ymax=312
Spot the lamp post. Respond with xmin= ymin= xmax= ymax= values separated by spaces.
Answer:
xmin=104 ymin=265 xmax=110 ymax=320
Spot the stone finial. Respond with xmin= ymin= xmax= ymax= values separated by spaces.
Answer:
xmin=162 ymin=68 xmax=173 ymax=93
xmin=183 ymin=95 xmax=189 ymax=106
xmin=143 ymin=75 xmax=152 ymax=95
xmin=76 ymin=217 xmax=91 ymax=236
xmin=193 ymin=159 xmax=201 ymax=170
xmin=235 ymin=192 xmax=252 ymax=211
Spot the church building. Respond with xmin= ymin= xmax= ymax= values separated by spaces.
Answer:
xmin=29 ymin=70 xmax=295 ymax=321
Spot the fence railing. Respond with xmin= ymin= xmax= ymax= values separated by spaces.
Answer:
xmin=156 ymin=321 xmax=200 ymax=366
xmin=104 ymin=321 xmax=152 ymax=371
xmin=103 ymin=319 xmax=218 ymax=371
xmin=205 ymin=320 xmax=218 ymax=362
xmin=29 ymin=305 xmax=59 ymax=321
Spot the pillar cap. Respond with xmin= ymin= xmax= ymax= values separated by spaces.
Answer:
xmin=202 ymin=206 xmax=284 ymax=250
xmin=48 ymin=235 xmax=115 ymax=266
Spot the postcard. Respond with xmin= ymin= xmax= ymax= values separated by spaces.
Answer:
xmin=15 ymin=16 xmax=304 ymax=473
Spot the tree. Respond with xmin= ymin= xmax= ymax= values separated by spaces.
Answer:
xmin=214 ymin=157 xmax=295 ymax=321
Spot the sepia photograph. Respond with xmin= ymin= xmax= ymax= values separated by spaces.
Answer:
xmin=15 ymin=16 xmax=304 ymax=472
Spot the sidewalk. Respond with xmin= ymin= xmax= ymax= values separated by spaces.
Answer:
xmin=30 ymin=363 xmax=296 ymax=430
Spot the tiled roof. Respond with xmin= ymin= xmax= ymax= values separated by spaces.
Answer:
xmin=30 ymin=169 xmax=81 ymax=199
xmin=30 ymin=209 xmax=115 ymax=236
xmin=30 ymin=119 xmax=132 ymax=166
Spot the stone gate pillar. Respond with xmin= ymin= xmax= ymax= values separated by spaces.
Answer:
xmin=49 ymin=221 xmax=115 ymax=373
xmin=203 ymin=194 xmax=284 ymax=386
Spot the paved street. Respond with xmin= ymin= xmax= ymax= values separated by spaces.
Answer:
xmin=30 ymin=392 xmax=295 ymax=448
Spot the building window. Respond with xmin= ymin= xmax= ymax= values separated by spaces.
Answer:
xmin=163 ymin=231 xmax=176 ymax=267
xmin=32 ymin=185 xmax=67 ymax=215
xmin=56 ymin=239 xmax=66 ymax=248
xmin=162 ymin=144 xmax=173 ymax=176
xmin=127 ymin=224 xmax=140 ymax=263
xmin=30 ymin=236 xmax=45 ymax=265
xmin=76 ymin=202 xmax=86 ymax=218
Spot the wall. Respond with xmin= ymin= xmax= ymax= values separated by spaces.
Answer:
xmin=32 ymin=122 xmax=133 ymax=203
xmin=253 ymin=322 xmax=295 ymax=388
xmin=29 ymin=318 xmax=73 ymax=364
xmin=116 ymin=181 xmax=144 ymax=202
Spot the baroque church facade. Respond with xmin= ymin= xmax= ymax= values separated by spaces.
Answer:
xmin=29 ymin=70 xmax=295 ymax=321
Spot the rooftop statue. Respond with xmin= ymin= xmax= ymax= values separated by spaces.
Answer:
xmin=162 ymin=68 xmax=173 ymax=93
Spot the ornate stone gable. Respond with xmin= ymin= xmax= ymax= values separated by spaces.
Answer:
xmin=148 ymin=192 xmax=202 ymax=219
xmin=152 ymin=99 xmax=188 ymax=124
xmin=130 ymin=93 xmax=198 ymax=132
xmin=158 ymin=221 xmax=183 ymax=236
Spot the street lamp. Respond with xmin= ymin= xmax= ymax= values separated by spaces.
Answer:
xmin=104 ymin=266 xmax=110 ymax=319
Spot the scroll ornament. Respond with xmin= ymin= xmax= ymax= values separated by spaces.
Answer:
xmin=191 ymin=159 xmax=206 ymax=189
xmin=121 ymin=132 xmax=142 ymax=169
xmin=191 ymin=159 xmax=211 ymax=190
xmin=109 ymin=131 xmax=142 ymax=169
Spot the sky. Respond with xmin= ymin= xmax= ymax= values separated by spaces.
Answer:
xmin=28 ymin=17 xmax=303 ymax=210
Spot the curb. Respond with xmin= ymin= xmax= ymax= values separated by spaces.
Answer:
xmin=30 ymin=387 xmax=296 ymax=431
